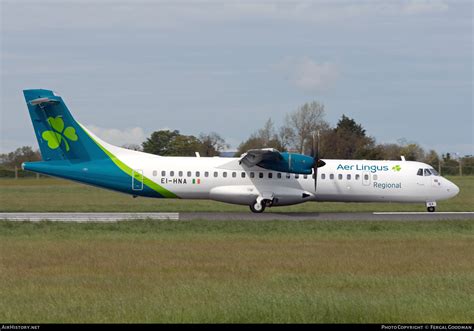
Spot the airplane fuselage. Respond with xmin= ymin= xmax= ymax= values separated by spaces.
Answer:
xmin=21 ymin=89 xmax=460 ymax=213
xmin=110 ymin=148 xmax=459 ymax=207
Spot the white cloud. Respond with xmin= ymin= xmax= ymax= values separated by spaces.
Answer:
xmin=86 ymin=125 xmax=147 ymax=147
xmin=276 ymin=57 xmax=339 ymax=93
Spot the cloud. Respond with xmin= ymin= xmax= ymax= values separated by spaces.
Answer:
xmin=276 ymin=57 xmax=339 ymax=93
xmin=86 ymin=125 xmax=147 ymax=147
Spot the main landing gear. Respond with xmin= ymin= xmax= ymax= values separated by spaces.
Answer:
xmin=426 ymin=201 xmax=437 ymax=213
xmin=249 ymin=196 xmax=275 ymax=213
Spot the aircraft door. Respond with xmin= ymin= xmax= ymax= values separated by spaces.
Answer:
xmin=132 ymin=169 xmax=144 ymax=191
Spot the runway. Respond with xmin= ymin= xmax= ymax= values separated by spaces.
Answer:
xmin=1 ymin=212 xmax=473 ymax=222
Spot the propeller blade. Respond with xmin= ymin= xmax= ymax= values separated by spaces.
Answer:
xmin=313 ymin=132 xmax=318 ymax=191
xmin=310 ymin=133 xmax=316 ymax=158
xmin=312 ymin=131 xmax=325 ymax=192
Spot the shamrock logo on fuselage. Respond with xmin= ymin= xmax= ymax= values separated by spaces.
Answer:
xmin=42 ymin=116 xmax=78 ymax=151
xmin=392 ymin=165 xmax=401 ymax=172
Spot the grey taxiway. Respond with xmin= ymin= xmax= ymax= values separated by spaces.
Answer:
xmin=0 ymin=212 xmax=473 ymax=222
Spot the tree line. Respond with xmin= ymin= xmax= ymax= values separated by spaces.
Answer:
xmin=1 ymin=100 xmax=472 ymax=176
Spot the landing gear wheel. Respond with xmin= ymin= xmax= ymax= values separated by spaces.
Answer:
xmin=427 ymin=206 xmax=435 ymax=213
xmin=250 ymin=201 xmax=266 ymax=213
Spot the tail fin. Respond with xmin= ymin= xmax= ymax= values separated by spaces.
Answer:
xmin=24 ymin=89 xmax=104 ymax=162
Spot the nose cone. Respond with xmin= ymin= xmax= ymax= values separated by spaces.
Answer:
xmin=446 ymin=181 xmax=460 ymax=198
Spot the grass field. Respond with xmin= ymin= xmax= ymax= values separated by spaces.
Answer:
xmin=1 ymin=220 xmax=473 ymax=323
xmin=0 ymin=176 xmax=473 ymax=212
xmin=1 ymin=177 xmax=473 ymax=323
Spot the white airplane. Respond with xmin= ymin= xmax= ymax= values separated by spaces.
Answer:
xmin=22 ymin=89 xmax=459 ymax=213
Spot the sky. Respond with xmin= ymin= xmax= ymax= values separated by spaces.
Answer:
xmin=1 ymin=0 xmax=472 ymax=156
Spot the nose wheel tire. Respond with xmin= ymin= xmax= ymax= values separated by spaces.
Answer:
xmin=250 ymin=201 xmax=266 ymax=213
xmin=427 ymin=206 xmax=435 ymax=213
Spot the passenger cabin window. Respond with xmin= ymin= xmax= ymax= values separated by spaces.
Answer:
xmin=303 ymin=175 xmax=307 ymax=179
xmin=364 ymin=174 xmax=369 ymax=180
xmin=214 ymin=172 xmax=218 ymax=177
xmin=232 ymin=172 xmax=236 ymax=178
xmin=355 ymin=174 xmax=360 ymax=180
xmin=295 ymin=174 xmax=299 ymax=179
xmin=330 ymin=174 xmax=334 ymax=180
xmin=417 ymin=169 xmax=423 ymax=176
xmin=178 ymin=171 xmax=183 ymax=177
xmin=223 ymin=172 xmax=227 ymax=178
xmin=268 ymin=172 xmax=273 ymax=179
xmin=373 ymin=174 xmax=378 ymax=180
xmin=347 ymin=174 xmax=351 ymax=180
xmin=338 ymin=174 xmax=343 ymax=180
xmin=277 ymin=173 xmax=282 ymax=179
xmin=196 ymin=171 xmax=200 ymax=177
xmin=286 ymin=173 xmax=291 ymax=179
xmin=250 ymin=172 xmax=255 ymax=178
xmin=205 ymin=171 xmax=209 ymax=177
xmin=170 ymin=171 xmax=174 ymax=177
xmin=153 ymin=170 xmax=157 ymax=177
xmin=241 ymin=172 xmax=246 ymax=178
xmin=187 ymin=171 xmax=192 ymax=177
xmin=259 ymin=172 xmax=264 ymax=179
xmin=321 ymin=174 xmax=326 ymax=180
xmin=161 ymin=171 xmax=166 ymax=176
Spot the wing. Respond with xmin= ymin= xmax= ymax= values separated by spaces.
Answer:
xmin=239 ymin=148 xmax=316 ymax=175
xmin=239 ymin=148 xmax=283 ymax=168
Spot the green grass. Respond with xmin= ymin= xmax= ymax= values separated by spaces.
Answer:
xmin=0 ymin=176 xmax=473 ymax=212
xmin=0 ymin=220 xmax=473 ymax=323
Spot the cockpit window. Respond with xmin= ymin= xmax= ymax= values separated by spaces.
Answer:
xmin=424 ymin=169 xmax=432 ymax=176
xmin=417 ymin=169 xmax=423 ymax=176
xmin=430 ymin=168 xmax=439 ymax=176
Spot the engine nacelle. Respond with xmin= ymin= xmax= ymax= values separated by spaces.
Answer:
xmin=257 ymin=152 xmax=314 ymax=174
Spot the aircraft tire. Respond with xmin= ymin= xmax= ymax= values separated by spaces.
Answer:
xmin=427 ymin=206 xmax=435 ymax=213
xmin=250 ymin=201 xmax=265 ymax=213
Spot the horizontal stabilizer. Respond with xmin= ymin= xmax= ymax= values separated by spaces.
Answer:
xmin=29 ymin=97 xmax=60 ymax=106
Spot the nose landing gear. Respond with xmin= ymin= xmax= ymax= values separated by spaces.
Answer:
xmin=426 ymin=201 xmax=437 ymax=213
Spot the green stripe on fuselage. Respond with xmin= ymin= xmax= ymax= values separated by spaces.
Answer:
xmin=80 ymin=125 xmax=178 ymax=199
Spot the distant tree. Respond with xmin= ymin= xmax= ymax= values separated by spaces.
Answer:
xmin=372 ymin=143 xmax=403 ymax=160
xmin=441 ymin=153 xmax=460 ymax=175
xmin=400 ymin=143 xmax=425 ymax=161
xmin=423 ymin=149 xmax=440 ymax=168
xmin=172 ymin=135 xmax=203 ymax=156
xmin=442 ymin=153 xmax=452 ymax=162
xmin=198 ymin=132 xmax=229 ymax=157
xmin=143 ymin=130 xmax=231 ymax=157
xmin=0 ymin=146 xmax=41 ymax=169
xmin=280 ymin=101 xmax=329 ymax=154
xmin=460 ymin=156 xmax=474 ymax=175
xmin=236 ymin=118 xmax=285 ymax=156
xmin=142 ymin=130 xmax=180 ymax=155
xmin=321 ymin=115 xmax=376 ymax=159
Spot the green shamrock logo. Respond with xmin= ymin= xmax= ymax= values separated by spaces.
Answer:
xmin=41 ymin=116 xmax=78 ymax=151
xmin=392 ymin=165 xmax=401 ymax=172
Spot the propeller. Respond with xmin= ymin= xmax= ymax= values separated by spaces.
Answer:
xmin=310 ymin=132 xmax=326 ymax=192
